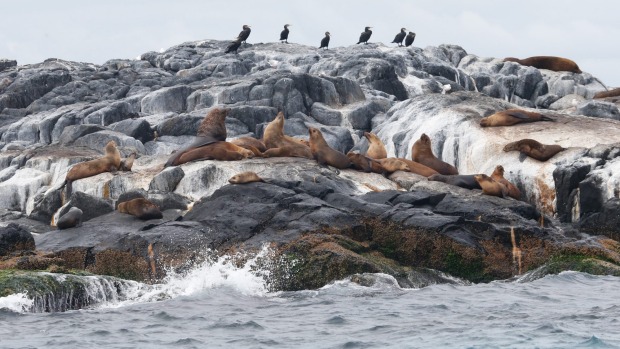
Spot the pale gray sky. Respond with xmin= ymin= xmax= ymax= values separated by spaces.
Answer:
xmin=1 ymin=0 xmax=618 ymax=86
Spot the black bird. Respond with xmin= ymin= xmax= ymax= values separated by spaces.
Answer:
xmin=405 ymin=32 xmax=416 ymax=47
xmin=391 ymin=28 xmax=407 ymax=47
xmin=319 ymin=31 xmax=331 ymax=49
xmin=237 ymin=25 xmax=251 ymax=44
xmin=357 ymin=26 xmax=372 ymax=45
xmin=225 ymin=39 xmax=242 ymax=54
xmin=280 ymin=24 xmax=291 ymax=43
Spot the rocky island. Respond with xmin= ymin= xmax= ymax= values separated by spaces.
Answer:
xmin=1 ymin=40 xmax=619 ymax=312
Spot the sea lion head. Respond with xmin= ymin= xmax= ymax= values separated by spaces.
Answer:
xmin=209 ymin=107 xmax=230 ymax=122
xmin=308 ymin=127 xmax=321 ymax=139
xmin=494 ymin=165 xmax=505 ymax=176
xmin=474 ymin=174 xmax=491 ymax=183
xmin=503 ymin=142 xmax=518 ymax=152
xmin=420 ymin=133 xmax=431 ymax=146
xmin=363 ymin=132 xmax=378 ymax=142
xmin=228 ymin=171 xmax=263 ymax=184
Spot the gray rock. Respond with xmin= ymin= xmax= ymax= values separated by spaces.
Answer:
xmin=83 ymin=101 xmax=136 ymax=126
xmin=576 ymin=100 xmax=620 ymax=120
xmin=58 ymin=124 xmax=107 ymax=145
xmin=149 ymin=166 xmax=185 ymax=192
xmin=549 ymin=94 xmax=585 ymax=110
xmin=109 ymin=119 xmax=155 ymax=143
xmin=0 ymin=59 xmax=17 ymax=72
xmin=0 ymin=223 xmax=35 ymax=256
xmin=141 ymin=86 xmax=193 ymax=114
xmin=73 ymin=130 xmax=146 ymax=154
xmin=156 ymin=114 xmax=202 ymax=137
xmin=310 ymin=102 xmax=342 ymax=126
xmin=29 ymin=187 xmax=64 ymax=223
xmin=67 ymin=191 xmax=114 ymax=222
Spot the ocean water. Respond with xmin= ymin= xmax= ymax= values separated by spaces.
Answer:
xmin=1 ymin=248 xmax=619 ymax=349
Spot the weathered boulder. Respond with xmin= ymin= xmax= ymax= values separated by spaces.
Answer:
xmin=0 ymin=223 xmax=35 ymax=256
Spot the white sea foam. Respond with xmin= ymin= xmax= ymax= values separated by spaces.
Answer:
xmin=0 ymin=293 xmax=34 ymax=313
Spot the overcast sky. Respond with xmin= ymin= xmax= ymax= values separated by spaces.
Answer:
xmin=1 ymin=0 xmax=618 ymax=86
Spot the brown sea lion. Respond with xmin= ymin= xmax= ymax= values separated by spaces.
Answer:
xmin=165 ymin=107 xmax=230 ymax=167
xmin=262 ymin=112 xmax=313 ymax=158
xmin=309 ymin=127 xmax=351 ymax=169
xmin=503 ymin=56 xmax=582 ymax=73
xmin=395 ymin=158 xmax=439 ymax=177
xmin=262 ymin=145 xmax=313 ymax=159
xmin=56 ymin=207 xmax=83 ymax=230
xmin=503 ymin=139 xmax=566 ymax=162
xmin=231 ymin=137 xmax=267 ymax=152
xmin=474 ymin=174 xmax=507 ymax=198
xmin=491 ymin=165 xmax=521 ymax=200
xmin=364 ymin=132 xmax=387 ymax=159
xmin=347 ymin=152 xmax=385 ymax=174
xmin=411 ymin=134 xmax=458 ymax=175
xmin=64 ymin=140 xmax=121 ymax=197
xmin=118 ymin=198 xmax=163 ymax=220
xmin=119 ymin=152 xmax=136 ymax=171
xmin=593 ymin=87 xmax=620 ymax=99
xmin=428 ymin=174 xmax=482 ymax=190
xmin=228 ymin=171 xmax=264 ymax=184
xmin=480 ymin=109 xmax=554 ymax=127
xmin=375 ymin=158 xmax=410 ymax=173
xmin=173 ymin=142 xmax=250 ymax=165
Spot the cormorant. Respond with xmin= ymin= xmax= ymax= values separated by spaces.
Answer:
xmin=280 ymin=24 xmax=291 ymax=43
xmin=357 ymin=26 xmax=372 ymax=45
xmin=319 ymin=32 xmax=331 ymax=50
xmin=225 ymin=39 xmax=242 ymax=54
xmin=405 ymin=32 xmax=416 ymax=47
xmin=391 ymin=28 xmax=407 ymax=47
xmin=237 ymin=25 xmax=251 ymax=44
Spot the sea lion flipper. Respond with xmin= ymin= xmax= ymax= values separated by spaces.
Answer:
xmin=504 ymin=110 xmax=531 ymax=120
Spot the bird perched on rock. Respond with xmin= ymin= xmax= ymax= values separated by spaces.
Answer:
xmin=391 ymin=28 xmax=407 ymax=46
xmin=357 ymin=27 xmax=372 ymax=44
xmin=225 ymin=39 xmax=242 ymax=54
xmin=405 ymin=32 xmax=416 ymax=47
xmin=319 ymin=31 xmax=331 ymax=49
xmin=280 ymin=24 xmax=291 ymax=43
xmin=237 ymin=24 xmax=251 ymax=44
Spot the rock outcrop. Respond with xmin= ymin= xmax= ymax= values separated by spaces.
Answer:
xmin=1 ymin=40 xmax=620 ymax=299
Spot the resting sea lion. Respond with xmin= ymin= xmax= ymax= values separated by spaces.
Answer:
xmin=594 ymin=87 xmax=620 ymax=99
xmin=228 ymin=171 xmax=264 ymax=184
xmin=118 ymin=198 xmax=163 ymax=220
xmin=63 ymin=140 xmax=121 ymax=197
xmin=474 ymin=174 xmax=506 ymax=198
xmin=364 ymin=132 xmax=387 ymax=159
xmin=394 ymin=158 xmax=438 ymax=177
xmin=411 ymin=134 xmax=458 ymax=175
xmin=375 ymin=158 xmax=410 ymax=173
xmin=309 ymin=127 xmax=351 ymax=169
xmin=503 ymin=139 xmax=566 ymax=162
xmin=491 ymin=165 xmax=521 ymax=200
xmin=503 ymin=56 xmax=582 ymax=73
xmin=480 ymin=109 xmax=554 ymax=127
xmin=119 ymin=152 xmax=136 ymax=171
xmin=173 ymin=142 xmax=251 ymax=165
xmin=347 ymin=152 xmax=385 ymax=174
xmin=262 ymin=145 xmax=313 ymax=159
xmin=56 ymin=207 xmax=83 ymax=230
xmin=262 ymin=112 xmax=313 ymax=158
xmin=165 ymin=107 xmax=229 ymax=167
xmin=428 ymin=174 xmax=481 ymax=190
xmin=231 ymin=137 xmax=267 ymax=152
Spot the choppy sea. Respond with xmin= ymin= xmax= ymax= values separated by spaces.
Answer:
xmin=1 ymin=247 xmax=619 ymax=349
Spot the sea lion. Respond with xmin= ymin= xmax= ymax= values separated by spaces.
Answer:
xmin=228 ymin=171 xmax=264 ymax=184
xmin=309 ymin=127 xmax=351 ymax=169
xmin=503 ymin=139 xmax=566 ymax=161
xmin=491 ymin=165 xmax=521 ymax=200
xmin=262 ymin=112 xmax=313 ymax=158
xmin=411 ymin=134 xmax=458 ymax=175
xmin=375 ymin=158 xmax=410 ymax=173
xmin=165 ymin=108 xmax=229 ymax=167
xmin=173 ymin=142 xmax=250 ymax=165
xmin=428 ymin=174 xmax=481 ymax=190
xmin=64 ymin=140 xmax=121 ymax=197
xmin=262 ymin=145 xmax=313 ymax=159
xmin=119 ymin=152 xmax=136 ymax=171
xmin=118 ymin=198 xmax=163 ymax=220
xmin=347 ymin=152 xmax=385 ymax=174
xmin=503 ymin=56 xmax=582 ymax=73
xmin=56 ymin=207 xmax=83 ymax=230
xmin=231 ymin=137 xmax=267 ymax=152
xmin=480 ymin=109 xmax=554 ymax=127
xmin=395 ymin=158 xmax=439 ymax=177
xmin=364 ymin=132 xmax=387 ymax=159
xmin=474 ymin=174 xmax=507 ymax=198
xmin=594 ymin=87 xmax=620 ymax=99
